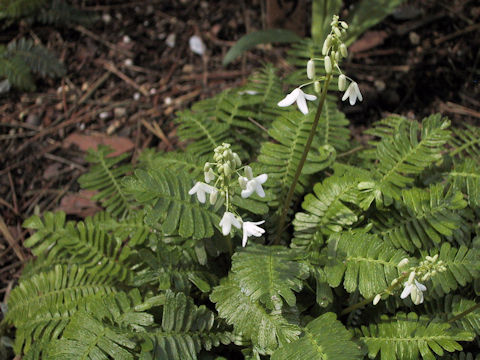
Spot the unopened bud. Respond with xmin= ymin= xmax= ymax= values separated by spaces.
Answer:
xmin=340 ymin=21 xmax=348 ymax=29
xmin=335 ymin=51 xmax=340 ymax=62
xmin=373 ymin=294 xmax=381 ymax=305
xmin=338 ymin=74 xmax=346 ymax=91
xmin=408 ymin=271 xmax=416 ymax=283
xmin=324 ymin=56 xmax=332 ymax=74
xmin=340 ymin=43 xmax=348 ymax=58
xmin=314 ymin=81 xmax=321 ymax=93
xmin=204 ymin=162 xmax=211 ymax=172
xmin=233 ymin=153 xmax=242 ymax=167
xmin=224 ymin=163 xmax=232 ymax=177
xmin=432 ymin=254 xmax=439 ymax=262
xmin=307 ymin=59 xmax=315 ymax=79
xmin=222 ymin=150 xmax=229 ymax=159
xmin=245 ymin=165 xmax=253 ymax=179
xmin=209 ymin=189 xmax=218 ymax=205
xmin=333 ymin=27 xmax=342 ymax=37
xmin=397 ymin=258 xmax=409 ymax=268
xmin=238 ymin=176 xmax=248 ymax=189
xmin=322 ymin=35 xmax=332 ymax=55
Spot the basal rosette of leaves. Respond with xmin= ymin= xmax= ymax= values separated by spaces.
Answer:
xmin=2 ymin=15 xmax=480 ymax=360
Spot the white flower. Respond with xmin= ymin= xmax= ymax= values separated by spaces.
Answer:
xmin=277 ymin=88 xmax=317 ymax=115
xmin=241 ymin=174 xmax=268 ymax=198
xmin=341 ymin=81 xmax=363 ymax=106
xmin=219 ymin=212 xmax=241 ymax=236
xmin=400 ymin=279 xmax=427 ymax=305
xmin=189 ymin=35 xmax=206 ymax=55
xmin=188 ymin=182 xmax=217 ymax=203
xmin=204 ymin=168 xmax=215 ymax=183
xmin=242 ymin=221 xmax=265 ymax=247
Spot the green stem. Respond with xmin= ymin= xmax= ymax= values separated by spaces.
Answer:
xmin=448 ymin=302 xmax=480 ymax=323
xmin=274 ymin=74 xmax=332 ymax=244
xmin=340 ymin=273 xmax=408 ymax=316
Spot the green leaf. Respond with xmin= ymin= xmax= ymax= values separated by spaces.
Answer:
xmin=358 ymin=312 xmax=474 ymax=360
xmin=231 ymin=244 xmax=309 ymax=309
xmin=271 ymin=312 xmax=364 ymax=360
xmin=325 ymin=231 xmax=408 ymax=298
xmin=223 ymin=29 xmax=301 ymax=66
xmin=210 ymin=277 xmax=301 ymax=354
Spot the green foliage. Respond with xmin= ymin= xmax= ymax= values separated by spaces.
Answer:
xmin=271 ymin=312 xmax=364 ymax=360
xmin=78 ymin=146 xmax=133 ymax=218
xmin=210 ymin=277 xmax=300 ymax=354
xmin=4 ymin=50 xmax=480 ymax=360
xmin=223 ymin=29 xmax=301 ymax=65
xmin=140 ymin=291 xmax=231 ymax=360
xmin=325 ymin=232 xmax=407 ymax=298
xmin=230 ymin=244 xmax=309 ymax=309
xmin=357 ymin=312 xmax=474 ymax=359
xmin=124 ymin=169 xmax=221 ymax=239
xmin=0 ymin=38 xmax=65 ymax=90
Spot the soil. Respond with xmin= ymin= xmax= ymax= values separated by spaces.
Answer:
xmin=0 ymin=0 xmax=479 ymax=325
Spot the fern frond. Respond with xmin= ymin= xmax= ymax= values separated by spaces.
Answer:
xmin=97 ymin=211 xmax=152 ymax=247
xmin=6 ymin=38 xmax=65 ymax=78
xmin=357 ymin=312 xmax=474 ymax=360
xmin=271 ymin=312 xmax=364 ymax=360
xmin=427 ymin=243 xmax=480 ymax=296
xmin=0 ymin=0 xmax=47 ymax=19
xmin=210 ymin=276 xmax=301 ymax=354
xmin=175 ymin=109 xmax=234 ymax=157
xmin=317 ymin=95 xmax=351 ymax=151
xmin=257 ymin=108 xmax=336 ymax=213
xmin=141 ymin=291 xmax=231 ymax=360
xmin=364 ymin=115 xmax=451 ymax=206
xmin=35 ymin=0 xmax=93 ymax=25
xmin=372 ymin=185 xmax=469 ymax=253
xmin=0 ymin=50 xmax=35 ymax=91
xmin=292 ymin=173 xmax=366 ymax=250
xmin=4 ymin=265 xmax=117 ymax=352
xmin=137 ymin=149 xmax=207 ymax=179
xmin=447 ymin=159 xmax=480 ymax=208
xmin=230 ymin=244 xmax=309 ymax=309
xmin=133 ymin=247 xmax=217 ymax=293
xmin=24 ymin=212 xmax=134 ymax=282
xmin=123 ymin=169 xmax=221 ymax=239
xmin=449 ymin=124 xmax=480 ymax=160
xmin=78 ymin=145 xmax=133 ymax=218
xmin=325 ymin=231 xmax=408 ymax=298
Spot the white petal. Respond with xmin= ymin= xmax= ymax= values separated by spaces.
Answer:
xmin=303 ymin=93 xmax=317 ymax=101
xmin=241 ymin=184 xmax=255 ymax=198
xmin=296 ymin=93 xmax=309 ymax=115
xmin=255 ymin=174 xmax=268 ymax=184
xmin=197 ymin=190 xmax=206 ymax=203
xmin=349 ymin=90 xmax=356 ymax=106
xmin=400 ymin=283 xmax=412 ymax=299
xmin=353 ymin=82 xmax=363 ymax=101
xmin=242 ymin=230 xmax=248 ymax=247
xmin=415 ymin=280 xmax=427 ymax=292
xmin=188 ymin=182 xmax=200 ymax=195
xmin=342 ymin=85 xmax=352 ymax=101
xmin=254 ymin=183 xmax=265 ymax=198
xmin=277 ymin=89 xmax=299 ymax=107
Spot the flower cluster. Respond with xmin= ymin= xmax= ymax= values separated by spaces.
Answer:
xmin=372 ymin=254 xmax=447 ymax=307
xmin=189 ymin=143 xmax=267 ymax=247
xmin=277 ymin=15 xmax=363 ymax=115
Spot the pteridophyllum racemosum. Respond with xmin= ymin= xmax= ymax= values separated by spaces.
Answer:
xmin=189 ymin=143 xmax=267 ymax=252
xmin=275 ymin=15 xmax=362 ymax=243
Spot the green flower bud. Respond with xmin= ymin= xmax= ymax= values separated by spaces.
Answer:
xmin=307 ymin=59 xmax=315 ymax=79
xmin=333 ymin=27 xmax=342 ymax=37
xmin=204 ymin=162 xmax=211 ymax=172
xmin=224 ymin=163 xmax=232 ymax=177
xmin=314 ymin=81 xmax=321 ymax=93
xmin=340 ymin=21 xmax=348 ymax=29
xmin=238 ymin=176 xmax=247 ymax=189
xmin=209 ymin=190 xmax=218 ymax=205
xmin=338 ymin=74 xmax=347 ymax=91
xmin=340 ymin=43 xmax=348 ymax=58
xmin=244 ymin=165 xmax=253 ymax=179
xmin=335 ymin=51 xmax=340 ymax=62
xmin=324 ymin=56 xmax=332 ymax=74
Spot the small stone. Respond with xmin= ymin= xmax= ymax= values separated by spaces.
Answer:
xmin=124 ymin=59 xmax=133 ymax=66
xmin=409 ymin=32 xmax=420 ymax=45
xmin=99 ymin=111 xmax=110 ymax=119
xmin=102 ymin=13 xmax=112 ymax=23
xmin=166 ymin=33 xmax=176 ymax=48
xmin=122 ymin=35 xmax=131 ymax=43
xmin=164 ymin=97 xmax=172 ymax=105
xmin=114 ymin=107 xmax=127 ymax=117
xmin=133 ymin=92 xmax=141 ymax=101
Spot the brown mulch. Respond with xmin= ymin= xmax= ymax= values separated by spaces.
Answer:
xmin=1 ymin=0 xmax=479 ymax=318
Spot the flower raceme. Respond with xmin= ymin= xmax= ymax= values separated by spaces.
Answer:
xmin=277 ymin=88 xmax=317 ymax=115
xmin=400 ymin=272 xmax=427 ymax=305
